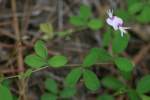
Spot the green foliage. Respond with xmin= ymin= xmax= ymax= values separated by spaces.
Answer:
xmin=88 ymin=19 xmax=103 ymax=30
xmin=140 ymin=95 xmax=150 ymax=100
xmin=128 ymin=2 xmax=143 ymax=14
xmin=102 ymin=76 xmax=125 ymax=91
xmin=127 ymin=89 xmax=141 ymax=100
xmin=120 ymin=70 xmax=132 ymax=80
xmin=42 ymin=78 xmax=76 ymax=99
xmin=48 ymin=55 xmax=68 ymax=68
xmin=83 ymin=69 xmax=100 ymax=91
xmin=97 ymin=93 xmax=114 ymax=100
xmin=116 ymin=9 xmax=130 ymax=21
xmin=136 ymin=75 xmax=150 ymax=94
xmin=69 ymin=16 xmax=86 ymax=26
xmin=114 ymin=57 xmax=133 ymax=72
xmin=65 ymin=68 xmax=82 ymax=87
xmin=60 ymin=87 xmax=76 ymax=98
xmin=45 ymin=78 xmax=58 ymax=94
xmin=112 ymin=31 xmax=129 ymax=53
xmin=82 ymin=48 xmax=100 ymax=67
xmin=69 ymin=4 xmax=103 ymax=31
xmin=25 ymin=54 xmax=47 ymax=68
xmin=0 ymin=84 xmax=13 ymax=100
xmin=126 ymin=0 xmax=140 ymax=7
xmin=96 ymin=48 xmax=112 ymax=62
xmin=41 ymin=93 xmax=57 ymax=100
xmin=57 ymin=29 xmax=72 ymax=38
xmin=102 ymin=30 xmax=112 ymax=47
xmin=40 ymin=23 xmax=54 ymax=40
xmin=82 ymin=48 xmax=112 ymax=67
xmin=79 ymin=4 xmax=91 ymax=19
xmin=34 ymin=40 xmax=48 ymax=59
xmin=136 ymin=6 xmax=150 ymax=23
xmin=22 ymin=4 xmax=139 ymax=99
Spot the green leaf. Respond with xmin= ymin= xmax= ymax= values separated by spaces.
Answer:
xmin=34 ymin=40 xmax=48 ymax=59
xmin=60 ymin=87 xmax=76 ymax=98
xmin=69 ymin=16 xmax=86 ymax=26
xmin=40 ymin=23 xmax=54 ymax=39
xmin=126 ymin=0 xmax=140 ymax=7
xmin=140 ymin=95 xmax=150 ymax=100
xmin=136 ymin=75 xmax=150 ymax=94
xmin=82 ymin=48 xmax=112 ymax=67
xmin=97 ymin=48 xmax=112 ymax=62
xmin=45 ymin=78 xmax=58 ymax=94
xmin=83 ymin=69 xmax=100 ymax=91
xmin=57 ymin=29 xmax=72 ymax=38
xmin=88 ymin=19 xmax=103 ymax=30
xmin=79 ymin=4 xmax=91 ymax=19
xmin=41 ymin=93 xmax=57 ymax=100
xmin=25 ymin=54 xmax=46 ymax=68
xmin=102 ymin=76 xmax=125 ymax=91
xmin=48 ymin=55 xmax=67 ymax=68
xmin=102 ymin=31 xmax=112 ymax=47
xmin=97 ymin=93 xmax=114 ymax=100
xmin=116 ymin=9 xmax=130 ymax=21
xmin=127 ymin=89 xmax=141 ymax=100
xmin=114 ymin=57 xmax=133 ymax=72
xmin=136 ymin=6 xmax=150 ymax=23
xmin=82 ymin=48 xmax=100 ymax=67
xmin=65 ymin=68 xmax=82 ymax=87
xmin=112 ymin=31 xmax=129 ymax=53
xmin=0 ymin=85 xmax=13 ymax=100
xmin=120 ymin=70 xmax=132 ymax=80
xmin=128 ymin=2 xmax=143 ymax=14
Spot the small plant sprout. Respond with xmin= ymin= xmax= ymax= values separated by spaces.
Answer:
xmin=106 ymin=9 xmax=130 ymax=37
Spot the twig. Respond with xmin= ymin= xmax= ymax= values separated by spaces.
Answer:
xmin=11 ymin=0 xmax=24 ymax=72
xmin=57 ymin=0 xmax=63 ymax=30
xmin=1 ymin=62 xmax=111 ymax=81
xmin=133 ymin=44 xmax=150 ymax=65
xmin=11 ymin=0 xmax=26 ymax=99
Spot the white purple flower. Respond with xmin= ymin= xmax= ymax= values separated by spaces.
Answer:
xmin=106 ymin=9 xmax=130 ymax=37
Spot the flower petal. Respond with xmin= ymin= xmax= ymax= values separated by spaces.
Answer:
xmin=106 ymin=18 xmax=113 ymax=26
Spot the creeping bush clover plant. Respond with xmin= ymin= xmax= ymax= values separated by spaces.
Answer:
xmin=0 ymin=2 xmax=150 ymax=100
